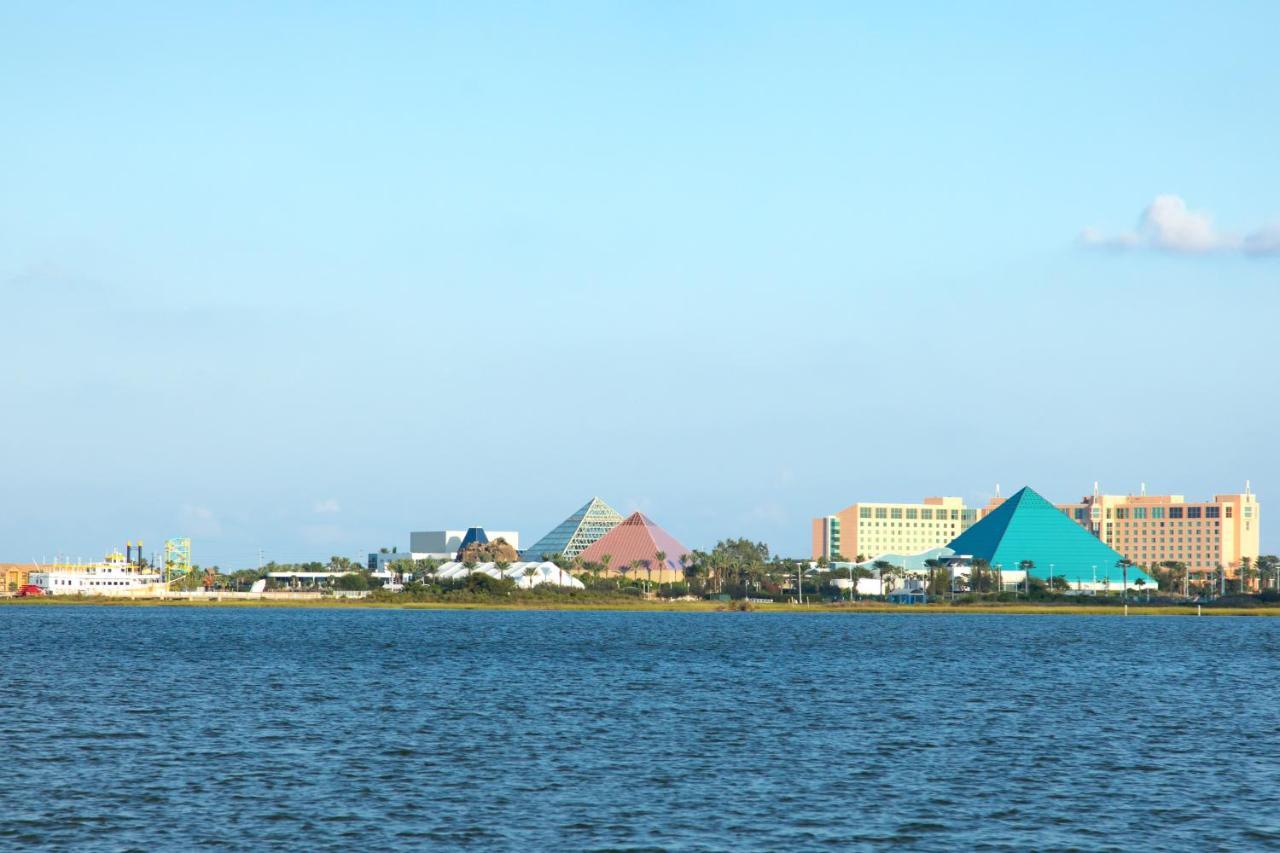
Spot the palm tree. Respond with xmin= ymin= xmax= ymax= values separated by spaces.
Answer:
xmin=1019 ymin=560 xmax=1036 ymax=599
xmin=871 ymin=560 xmax=892 ymax=596
xmin=970 ymin=558 xmax=991 ymax=595
xmin=600 ymin=554 xmax=612 ymax=586
xmin=654 ymin=550 xmax=666 ymax=590
xmin=1240 ymin=556 xmax=1254 ymax=594
xmin=1260 ymin=555 xmax=1279 ymax=591
xmin=1134 ymin=577 xmax=1148 ymax=601
xmin=1116 ymin=558 xmax=1134 ymax=602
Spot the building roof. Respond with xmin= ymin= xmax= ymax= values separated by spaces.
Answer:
xmin=433 ymin=561 xmax=585 ymax=589
xmin=457 ymin=527 xmax=489 ymax=553
xmin=522 ymin=497 xmax=624 ymax=560
xmin=848 ymin=547 xmax=955 ymax=571
xmin=946 ymin=486 xmax=1152 ymax=585
xmin=576 ymin=512 xmax=690 ymax=574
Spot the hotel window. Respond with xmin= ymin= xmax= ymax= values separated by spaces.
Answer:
xmin=1226 ymin=506 xmax=1233 ymax=518
xmin=1170 ymin=508 xmax=1184 ymax=519
xmin=1205 ymin=506 xmax=1220 ymax=519
xmin=922 ymin=509 xmax=933 ymax=520
xmin=1116 ymin=508 xmax=1129 ymax=520
xmin=1133 ymin=507 xmax=1147 ymax=519
xmin=1075 ymin=509 xmax=1087 ymax=521
xmin=1187 ymin=507 xmax=1202 ymax=519
xmin=1152 ymin=507 xmax=1165 ymax=519
xmin=906 ymin=508 xmax=918 ymax=519
xmin=860 ymin=508 xmax=871 ymax=519
xmin=1245 ymin=506 xmax=1253 ymax=518
xmin=875 ymin=508 xmax=887 ymax=519
xmin=891 ymin=508 xmax=903 ymax=519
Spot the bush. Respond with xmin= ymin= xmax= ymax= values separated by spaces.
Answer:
xmin=334 ymin=573 xmax=370 ymax=591
xmin=658 ymin=583 xmax=690 ymax=599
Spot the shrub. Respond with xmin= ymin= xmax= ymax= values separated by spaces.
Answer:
xmin=334 ymin=573 xmax=370 ymax=591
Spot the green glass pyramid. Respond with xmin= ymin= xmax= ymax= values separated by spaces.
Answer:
xmin=945 ymin=487 xmax=1153 ymax=586
xmin=522 ymin=497 xmax=624 ymax=561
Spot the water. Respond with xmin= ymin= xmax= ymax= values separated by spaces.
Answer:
xmin=4 ymin=607 xmax=1280 ymax=850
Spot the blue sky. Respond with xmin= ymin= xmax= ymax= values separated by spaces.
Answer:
xmin=2 ymin=2 xmax=1277 ymax=566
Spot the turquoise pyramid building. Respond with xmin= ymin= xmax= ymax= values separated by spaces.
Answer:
xmin=946 ymin=487 xmax=1154 ymax=587
xmin=522 ymin=497 xmax=624 ymax=561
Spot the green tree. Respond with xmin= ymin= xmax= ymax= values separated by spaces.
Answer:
xmin=1116 ymin=558 xmax=1134 ymax=602
xmin=1019 ymin=560 xmax=1036 ymax=599
xmin=1240 ymin=556 xmax=1255 ymax=594
xmin=334 ymin=572 xmax=369 ymax=591
xmin=870 ymin=560 xmax=895 ymax=595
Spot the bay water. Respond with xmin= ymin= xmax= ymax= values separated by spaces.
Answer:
xmin=4 ymin=607 xmax=1279 ymax=850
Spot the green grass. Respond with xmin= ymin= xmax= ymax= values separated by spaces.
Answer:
xmin=4 ymin=595 xmax=1280 ymax=616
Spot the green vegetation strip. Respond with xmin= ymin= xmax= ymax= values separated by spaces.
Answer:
xmin=5 ymin=597 xmax=1280 ymax=616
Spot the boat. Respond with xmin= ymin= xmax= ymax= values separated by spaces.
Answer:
xmin=29 ymin=543 xmax=166 ymax=596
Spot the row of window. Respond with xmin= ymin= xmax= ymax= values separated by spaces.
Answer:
xmin=1074 ymin=505 xmax=1235 ymax=521
xmin=860 ymin=521 xmax=960 ymax=529
xmin=859 ymin=507 xmax=965 ymax=521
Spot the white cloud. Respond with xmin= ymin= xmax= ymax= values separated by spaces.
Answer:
xmin=1080 ymin=195 xmax=1279 ymax=256
xmin=181 ymin=505 xmax=222 ymax=537
xmin=313 ymin=498 xmax=341 ymax=514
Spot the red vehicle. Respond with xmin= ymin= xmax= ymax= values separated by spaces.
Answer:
xmin=16 ymin=584 xmax=45 ymax=597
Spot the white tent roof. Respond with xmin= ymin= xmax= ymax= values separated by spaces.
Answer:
xmin=431 ymin=561 xmax=583 ymax=589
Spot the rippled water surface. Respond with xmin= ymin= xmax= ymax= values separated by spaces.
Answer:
xmin=4 ymin=607 xmax=1280 ymax=850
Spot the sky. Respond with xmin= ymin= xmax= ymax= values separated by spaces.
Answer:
xmin=2 ymin=1 xmax=1277 ymax=567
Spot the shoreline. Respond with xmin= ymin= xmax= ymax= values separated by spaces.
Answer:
xmin=3 ymin=596 xmax=1280 ymax=616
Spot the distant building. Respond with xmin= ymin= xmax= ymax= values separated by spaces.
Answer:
xmin=979 ymin=483 xmax=1262 ymax=581
xmin=522 ymin=497 xmax=623 ymax=561
xmin=1 ymin=563 xmax=34 ymax=592
xmin=947 ymin=486 xmax=1154 ymax=591
xmin=1059 ymin=484 xmax=1259 ymax=581
xmin=367 ymin=552 xmax=409 ymax=571
xmin=409 ymin=529 xmax=520 ymax=560
xmin=577 ymin=512 xmax=691 ymax=583
xmin=811 ymin=497 xmax=979 ymax=561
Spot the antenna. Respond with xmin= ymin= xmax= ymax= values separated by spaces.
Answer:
xmin=1093 ymin=481 xmax=1100 ymax=498
xmin=995 ymin=483 xmax=1001 ymax=499
xmin=1246 ymin=480 xmax=1252 ymax=496
xmin=1140 ymin=482 xmax=1146 ymax=497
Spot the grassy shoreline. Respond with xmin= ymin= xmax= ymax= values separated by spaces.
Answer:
xmin=4 ymin=596 xmax=1280 ymax=616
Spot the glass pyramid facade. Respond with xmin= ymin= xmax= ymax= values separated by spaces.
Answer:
xmin=522 ymin=497 xmax=624 ymax=561
xmin=945 ymin=486 xmax=1154 ymax=586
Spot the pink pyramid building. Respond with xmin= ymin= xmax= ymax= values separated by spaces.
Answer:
xmin=577 ymin=512 xmax=691 ymax=583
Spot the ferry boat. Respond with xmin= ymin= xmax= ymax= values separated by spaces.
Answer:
xmin=29 ymin=544 xmax=166 ymax=596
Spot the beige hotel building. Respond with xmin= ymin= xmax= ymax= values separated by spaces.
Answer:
xmin=1055 ymin=485 xmax=1260 ymax=577
xmin=811 ymin=496 xmax=980 ymax=562
xmin=815 ymin=485 xmax=1261 ymax=578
